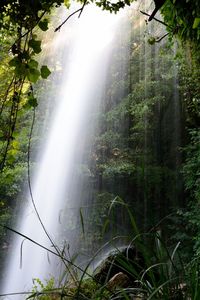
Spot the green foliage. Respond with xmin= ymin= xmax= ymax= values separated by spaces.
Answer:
xmin=31 ymin=278 xmax=55 ymax=300
xmin=8 ymin=46 xmax=51 ymax=83
xmin=28 ymin=95 xmax=38 ymax=108
xmin=0 ymin=163 xmax=27 ymax=197
xmin=90 ymin=23 xmax=183 ymax=233
xmin=0 ymin=1 xmax=64 ymax=31
xmin=95 ymin=0 xmax=130 ymax=13
xmin=41 ymin=66 xmax=51 ymax=79
xmin=183 ymin=130 xmax=200 ymax=197
xmin=95 ymin=208 xmax=200 ymax=299
xmin=27 ymin=69 xmax=41 ymax=83
xmin=148 ymin=36 xmax=156 ymax=45
xmin=160 ymin=0 xmax=200 ymax=50
xmin=0 ymin=208 xmax=12 ymax=242
xmin=193 ymin=18 xmax=200 ymax=30
xmin=173 ymin=40 xmax=200 ymax=258
xmin=81 ymin=192 xmax=115 ymax=249
xmin=38 ymin=19 xmax=49 ymax=32
xmin=178 ymin=49 xmax=200 ymax=127
xmin=0 ymin=161 xmax=27 ymax=280
xmin=29 ymin=39 xmax=42 ymax=54
xmin=29 ymin=276 xmax=110 ymax=300
xmin=27 ymin=210 xmax=200 ymax=300
xmin=181 ymin=129 xmax=200 ymax=255
xmin=102 ymin=161 xmax=135 ymax=179
xmin=0 ymin=0 xmax=56 ymax=169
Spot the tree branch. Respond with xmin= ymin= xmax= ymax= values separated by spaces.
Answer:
xmin=78 ymin=0 xmax=88 ymax=18
xmin=155 ymin=32 xmax=169 ymax=42
xmin=10 ymin=9 xmax=49 ymax=53
xmin=140 ymin=10 xmax=173 ymax=29
xmin=55 ymin=1 xmax=88 ymax=32
xmin=55 ymin=8 xmax=82 ymax=32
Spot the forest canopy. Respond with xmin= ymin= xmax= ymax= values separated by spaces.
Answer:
xmin=0 ymin=0 xmax=199 ymax=49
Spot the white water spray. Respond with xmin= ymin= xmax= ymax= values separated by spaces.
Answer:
xmin=1 ymin=6 xmax=123 ymax=298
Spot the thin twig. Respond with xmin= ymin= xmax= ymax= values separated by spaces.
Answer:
xmin=55 ymin=8 xmax=82 ymax=32
xmin=140 ymin=10 xmax=173 ymax=29
xmin=78 ymin=0 xmax=88 ymax=18
xmin=0 ymin=292 xmax=32 ymax=297
xmin=55 ymin=0 xmax=88 ymax=32
xmin=27 ymin=108 xmax=58 ymax=252
xmin=155 ymin=32 xmax=169 ymax=42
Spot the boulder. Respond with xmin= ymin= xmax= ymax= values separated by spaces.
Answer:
xmin=93 ymin=246 xmax=144 ymax=285
xmin=107 ymin=272 xmax=131 ymax=290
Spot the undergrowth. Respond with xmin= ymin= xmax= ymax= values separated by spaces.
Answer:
xmin=2 ymin=198 xmax=200 ymax=300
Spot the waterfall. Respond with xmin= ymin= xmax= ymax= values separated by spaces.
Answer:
xmin=1 ymin=5 xmax=123 ymax=298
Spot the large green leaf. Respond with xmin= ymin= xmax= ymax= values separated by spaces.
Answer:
xmin=38 ymin=19 xmax=49 ymax=31
xmin=28 ymin=59 xmax=39 ymax=69
xmin=9 ymin=57 xmax=27 ymax=77
xmin=27 ymin=95 xmax=38 ymax=108
xmin=41 ymin=65 xmax=51 ymax=79
xmin=28 ymin=39 xmax=42 ymax=54
xmin=193 ymin=18 xmax=200 ymax=29
xmin=27 ymin=68 xmax=40 ymax=83
xmin=9 ymin=57 xmax=20 ymax=67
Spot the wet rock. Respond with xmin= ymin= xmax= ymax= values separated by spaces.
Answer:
xmin=93 ymin=246 xmax=144 ymax=285
xmin=107 ymin=272 xmax=130 ymax=290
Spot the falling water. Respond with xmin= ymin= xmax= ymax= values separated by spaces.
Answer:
xmin=1 ymin=5 xmax=122 ymax=298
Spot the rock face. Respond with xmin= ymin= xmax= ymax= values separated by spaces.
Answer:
xmin=93 ymin=246 xmax=144 ymax=285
